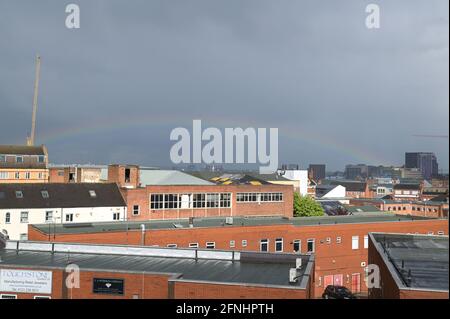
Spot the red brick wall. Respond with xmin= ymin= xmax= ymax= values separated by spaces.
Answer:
xmin=172 ymin=281 xmax=308 ymax=299
xmin=123 ymin=184 xmax=294 ymax=220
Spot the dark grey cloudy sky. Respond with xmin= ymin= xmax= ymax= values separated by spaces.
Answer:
xmin=0 ymin=0 xmax=448 ymax=171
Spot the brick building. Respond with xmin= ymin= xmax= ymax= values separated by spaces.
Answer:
xmin=48 ymin=165 xmax=103 ymax=183
xmin=0 ymin=145 xmax=48 ymax=183
xmin=28 ymin=214 xmax=448 ymax=298
xmin=0 ymin=240 xmax=314 ymax=299
xmin=368 ymin=233 xmax=448 ymax=299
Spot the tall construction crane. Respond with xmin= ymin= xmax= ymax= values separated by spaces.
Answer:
xmin=27 ymin=55 xmax=41 ymax=146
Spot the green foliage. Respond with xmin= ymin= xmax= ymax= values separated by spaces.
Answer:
xmin=293 ymin=192 xmax=324 ymax=217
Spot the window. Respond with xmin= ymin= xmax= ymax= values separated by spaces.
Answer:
xmin=20 ymin=233 xmax=28 ymax=241
xmin=132 ymin=205 xmax=140 ymax=216
xmin=352 ymin=236 xmax=359 ymax=250
xmin=41 ymin=190 xmax=49 ymax=198
xmin=236 ymin=192 xmax=283 ymax=203
xmin=65 ymin=213 xmax=74 ymax=222
xmin=113 ymin=212 xmax=120 ymax=221
xmin=427 ymin=231 xmax=434 ymax=235
xmin=89 ymin=190 xmax=97 ymax=198
xmin=25 ymin=172 xmax=31 ymax=179
xmin=164 ymin=194 xmax=180 ymax=209
xmin=336 ymin=237 xmax=342 ymax=244
xmin=16 ymin=156 xmax=23 ymax=163
xmin=38 ymin=155 xmax=45 ymax=163
xmin=167 ymin=244 xmax=177 ymax=248
xmin=293 ymin=240 xmax=301 ymax=253
xmin=15 ymin=191 xmax=23 ymax=198
xmin=438 ymin=231 xmax=445 ymax=236
xmin=275 ymin=238 xmax=283 ymax=252
xmin=5 ymin=212 xmax=11 ymax=224
xmin=34 ymin=296 xmax=51 ymax=299
xmin=229 ymin=240 xmax=235 ymax=248
xmin=364 ymin=235 xmax=369 ymax=249
xmin=15 ymin=172 xmax=19 ymax=179
xmin=220 ymin=193 xmax=231 ymax=208
xmin=0 ymin=172 xmax=8 ymax=179
xmin=307 ymin=239 xmax=315 ymax=253
xmin=20 ymin=211 xmax=28 ymax=223
xmin=0 ymin=155 xmax=5 ymax=162
xmin=325 ymin=237 xmax=331 ymax=244
xmin=45 ymin=211 xmax=53 ymax=223
xmin=206 ymin=242 xmax=215 ymax=249
xmin=125 ymin=168 xmax=131 ymax=183
xmin=0 ymin=294 xmax=17 ymax=299
xmin=189 ymin=243 xmax=199 ymax=248
xmin=260 ymin=239 xmax=269 ymax=252
xmin=150 ymin=194 xmax=164 ymax=210
xmin=241 ymin=240 xmax=247 ymax=247
xmin=206 ymin=193 xmax=220 ymax=208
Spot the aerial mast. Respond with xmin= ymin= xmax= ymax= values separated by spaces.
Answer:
xmin=27 ymin=55 xmax=41 ymax=146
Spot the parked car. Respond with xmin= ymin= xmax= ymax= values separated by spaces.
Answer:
xmin=322 ymin=285 xmax=356 ymax=299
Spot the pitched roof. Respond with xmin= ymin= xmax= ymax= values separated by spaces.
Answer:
xmin=139 ymin=169 xmax=213 ymax=186
xmin=0 ymin=145 xmax=46 ymax=156
xmin=326 ymin=180 xmax=367 ymax=192
xmin=0 ymin=183 xmax=125 ymax=209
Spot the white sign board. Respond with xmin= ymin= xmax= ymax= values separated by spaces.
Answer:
xmin=0 ymin=269 xmax=52 ymax=294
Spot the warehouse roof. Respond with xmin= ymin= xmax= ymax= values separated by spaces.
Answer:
xmin=0 ymin=183 xmax=125 ymax=209
xmin=30 ymin=214 xmax=436 ymax=235
xmin=139 ymin=169 xmax=213 ymax=186
xmin=0 ymin=241 xmax=313 ymax=288
xmin=370 ymin=233 xmax=449 ymax=291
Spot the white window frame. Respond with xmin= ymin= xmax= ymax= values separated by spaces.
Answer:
xmin=189 ymin=243 xmax=199 ymax=248
xmin=5 ymin=212 xmax=11 ymax=224
xmin=206 ymin=242 xmax=215 ymax=249
xmin=0 ymin=294 xmax=17 ymax=299
xmin=293 ymin=239 xmax=301 ymax=253
xmin=20 ymin=211 xmax=28 ymax=223
xmin=241 ymin=240 xmax=247 ymax=247
xmin=65 ymin=213 xmax=74 ymax=222
xmin=325 ymin=237 xmax=331 ymax=244
xmin=364 ymin=235 xmax=369 ymax=249
xmin=260 ymin=239 xmax=269 ymax=252
xmin=167 ymin=244 xmax=177 ymax=248
xmin=132 ymin=205 xmax=140 ymax=216
xmin=45 ymin=211 xmax=53 ymax=223
xmin=113 ymin=212 xmax=121 ymax=221
xmin=352 ymin=236 xmax=359 ymax=250
xmin=275 ymin=238 xmax=283 ymax=252
xmin=34 ymin=296 xmax=51 ymax=299
xmin=229 ymin=240 xmax=235 ymax=248
xmin=336 ymin=237 xmax=342 ymax=244
xmin=307 ymin=239 xmax=315 ymax=253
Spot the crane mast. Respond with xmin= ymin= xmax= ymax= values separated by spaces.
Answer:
xmin=27 ymin=55 xmax=41 ymax=146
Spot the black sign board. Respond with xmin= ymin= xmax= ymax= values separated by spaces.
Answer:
xmin=93 ymin=278 xmax=124 ymax=295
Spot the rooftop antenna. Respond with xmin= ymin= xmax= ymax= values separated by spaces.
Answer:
xmin=27 ymin=55 xmax=41 ymax=146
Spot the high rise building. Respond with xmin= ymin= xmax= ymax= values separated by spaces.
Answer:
xmin=405 ymin=152 xmax=439 ymax=180
xmin=308 ymin=164 xmax=326 ymax=181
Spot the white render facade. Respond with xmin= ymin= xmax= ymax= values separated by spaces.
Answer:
xmin=0 ymin=206 xmax=126 ymax=240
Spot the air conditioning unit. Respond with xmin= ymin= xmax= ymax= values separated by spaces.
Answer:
xmin=289 ymin=268 xmax=299 ymax=283
xmin=225 ymin=217 xmax=233 ymax=225
xmin=296 ymin=258 xmax=302 ymax=269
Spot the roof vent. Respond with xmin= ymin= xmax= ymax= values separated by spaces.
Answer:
xmin=41 ymin=190 xmax=49 ymax=198
xmin=15 ymin=191 xmax=23 ymax=198
xmin=89 ymin=190 xmax=97 ymax=198
xmin=289 ymin=268 xmax=299 ymax=283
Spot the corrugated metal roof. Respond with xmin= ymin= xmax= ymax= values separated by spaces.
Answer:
xmin=140 ymin=169 xmax=213 ymax=186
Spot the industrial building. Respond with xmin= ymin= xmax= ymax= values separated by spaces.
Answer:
xmin=27 ymin=213 xmax=448 ymax=298
xmin=368 ymin=233 xmax=448 ymax=299
xmin=0 ymin=240 xmax=314 ymax=299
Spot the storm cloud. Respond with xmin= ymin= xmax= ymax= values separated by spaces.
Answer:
xmin=0 ymin=0 xmax=448 ymax=171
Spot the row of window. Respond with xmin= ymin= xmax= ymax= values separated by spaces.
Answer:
xmin=0 ymin=155 xmax=45 ymax=163
xmin=387 ymin=206 xmax=439 ymax=213
xmin=0 ymin=171 xmax=46 ymax=180
xmin=150 ymin=193 xmax=232 ymax=210
xmin=3 ymin=211 xmax=122 ymax=224
xmin=236 ymin=192 xmax=283 ymax=203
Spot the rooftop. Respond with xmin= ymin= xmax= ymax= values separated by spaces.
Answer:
xmin=30 ymin=213 xmax=436 ymax=235
xmin=0 ymin=145 xmax=46 ymax=156
xmin=0 ymin=183 xmax=125 ymax=209
xmin=370 ymin=233 xmax=449 ymax=291
xmin=139 ymin=169 xmax=213 ymax=186
xmin=0 ymin=241 xmax=313 ymax=288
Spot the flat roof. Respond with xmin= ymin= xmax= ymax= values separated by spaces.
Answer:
xmin=0 ymin=241 xmax=312 ymax=288
xmin=30 ymin=214 xmax=438 ymax=235
xmin=370 ymin=233 xmax=449 ymax=291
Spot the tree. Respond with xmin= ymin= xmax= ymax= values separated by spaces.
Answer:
xmin=293 ymin=192 xmax=324 ymax=217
